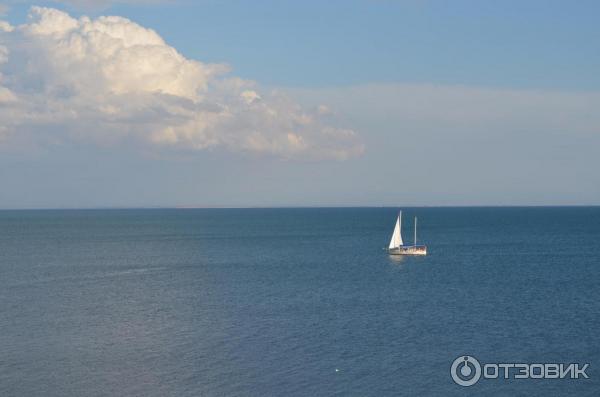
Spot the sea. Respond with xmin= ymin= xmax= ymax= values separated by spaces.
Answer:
xmin=1 ymin=207 xmax=599 ymax=396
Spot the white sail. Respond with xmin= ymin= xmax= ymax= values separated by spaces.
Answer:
xmin=388 ymin=212 xmax=403 ymax=249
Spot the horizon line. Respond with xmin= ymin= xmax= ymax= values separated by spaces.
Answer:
xmin=1 ymin=204 xmax=599 ymax=211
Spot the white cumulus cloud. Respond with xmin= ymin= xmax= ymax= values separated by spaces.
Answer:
xmin=0 ymin=7 xmax=363 ymax=159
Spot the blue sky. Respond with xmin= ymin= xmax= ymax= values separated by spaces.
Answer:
xmin=0 ymin=0 xmax=599 ymax=207
xmin=4 ymin=0 xmax=600 ymax=89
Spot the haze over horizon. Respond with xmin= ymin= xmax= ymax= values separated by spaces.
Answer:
xmin=1 ymin=0 xmax=599 ymax=208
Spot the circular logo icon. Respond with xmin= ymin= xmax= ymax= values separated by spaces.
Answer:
xmin=451 ymin=355 xmax=481 ymax=386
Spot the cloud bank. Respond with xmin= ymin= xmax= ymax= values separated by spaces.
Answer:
xmin=0 ymin=7 xmax=363 ymax=159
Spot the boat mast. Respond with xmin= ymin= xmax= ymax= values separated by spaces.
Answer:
xmin=414 ymin=216 xmax=417 ymax=246
xmin=399 ymin=210 xmax=402 ymax=247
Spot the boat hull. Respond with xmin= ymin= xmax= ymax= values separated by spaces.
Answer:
xmin=388 ymin=245 xmax=427 ymax=256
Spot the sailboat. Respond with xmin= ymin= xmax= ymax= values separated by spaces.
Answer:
xmin=388 ymin=211 xmax=427 ymax=256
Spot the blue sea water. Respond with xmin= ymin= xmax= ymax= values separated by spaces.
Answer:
xmin=1 ymin=207 xmax=599 ymax=396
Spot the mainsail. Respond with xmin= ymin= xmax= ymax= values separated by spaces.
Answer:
xmin=388 ymin=212 xmax=403 ymax=249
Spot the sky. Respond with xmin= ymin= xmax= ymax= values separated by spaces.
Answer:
xmin=0 ymin=0 xmax=599 ymax=208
